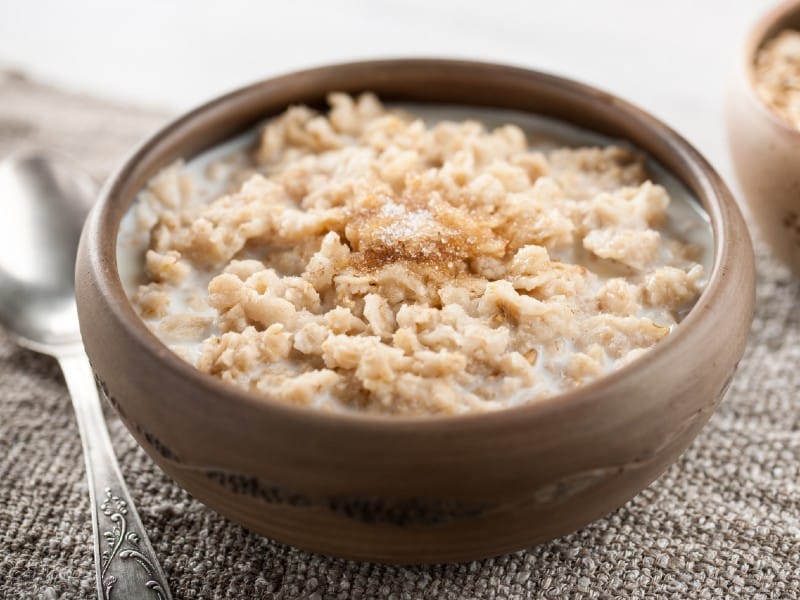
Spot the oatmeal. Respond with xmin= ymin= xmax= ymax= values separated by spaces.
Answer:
xmin=754 ymin=29 xmax=800 ymax=129
xmin=118 ymin=94 xmax=710 ymax=416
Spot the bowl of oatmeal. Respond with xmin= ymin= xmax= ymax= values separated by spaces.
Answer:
xmin=77 ymin=60 xmax=754 ymax=563
xmin=727 ymin=0 xmax=800 ymax=275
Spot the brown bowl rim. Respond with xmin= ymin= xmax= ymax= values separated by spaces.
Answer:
xmin=88 ymin=58 xmax=740 ymax=431
xmin=741 ymin=0 xmax=800 ymax=139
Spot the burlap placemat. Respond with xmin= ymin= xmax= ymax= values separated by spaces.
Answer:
xmin=1 ymin=70 xmax=798 ymax=600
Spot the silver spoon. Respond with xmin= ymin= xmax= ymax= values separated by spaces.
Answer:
xmin=0 ymin=154 xmax=173 ymax=600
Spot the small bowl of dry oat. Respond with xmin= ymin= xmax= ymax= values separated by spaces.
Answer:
xmin=727 ymin=0 xmax=800 ymax=274
xmin=77 ymin=59 xmax=755 ymax=563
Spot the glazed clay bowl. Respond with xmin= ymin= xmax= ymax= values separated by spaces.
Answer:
xmin=726 ymin=0 xmax=800 ymax=275
xmin=76 ymin=59 xmax=755 ymax=564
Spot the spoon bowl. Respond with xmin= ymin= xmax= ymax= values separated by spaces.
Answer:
xmin=0 ymin=154 xmax=95 ymax=351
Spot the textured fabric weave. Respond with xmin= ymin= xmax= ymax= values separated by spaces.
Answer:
xmin=0 ymin=71 xmax=798 ymax=599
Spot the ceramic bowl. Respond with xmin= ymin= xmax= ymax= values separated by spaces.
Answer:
xmin=76 ymin=59 xmax=755 ymax=564
xmin=726 ymin=0 xmax=800 ymax=275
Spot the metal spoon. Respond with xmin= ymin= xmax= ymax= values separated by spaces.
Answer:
xmin=0 ymin=154 xmax=173 ymax=600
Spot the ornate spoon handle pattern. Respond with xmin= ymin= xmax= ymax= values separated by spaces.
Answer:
xmin=59 ymin=352 xmax=173 ymax=600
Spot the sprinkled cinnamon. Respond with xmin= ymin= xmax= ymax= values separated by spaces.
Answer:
xmin=345 ymin=189 xmax=505 ymax=272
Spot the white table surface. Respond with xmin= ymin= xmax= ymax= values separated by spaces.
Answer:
xmin=0 ymin=0 xmax=771 ymax=186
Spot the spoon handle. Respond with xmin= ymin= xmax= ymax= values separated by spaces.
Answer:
xmin=58 ymin=352 xmax=173 ymax=600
